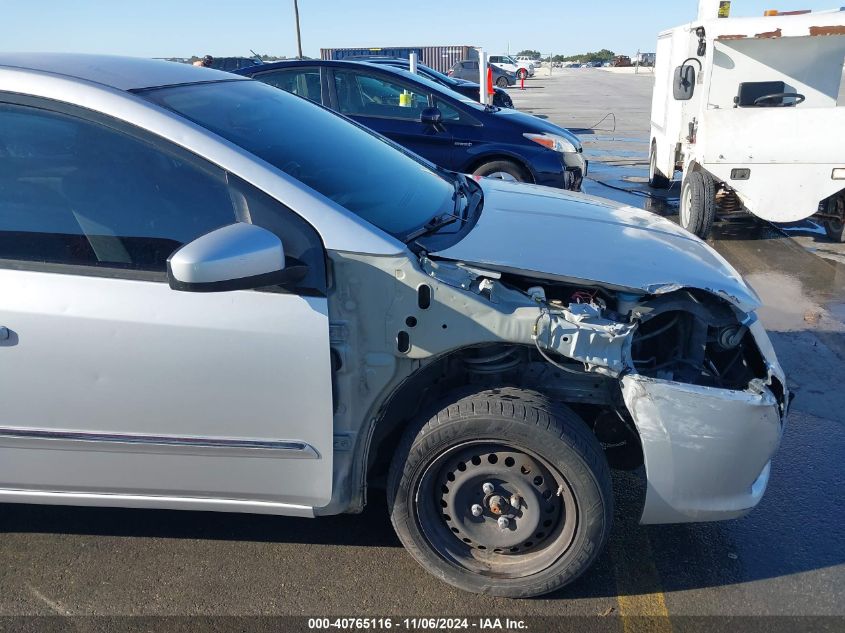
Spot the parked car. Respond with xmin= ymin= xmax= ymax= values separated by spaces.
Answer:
xmin=612 ymin=55 xmax=633 ymax=67
xmin=516 ymin=55 xmax=543 ymax=68
xmin=449 ymin=59 xmax=516 ymax=87
xmin=0 ymin=52 xmax=788 ymax=599
xmin=236 ymin=59 xmax=585 ymax=190
xmin=343 ymin=55 xmax=514 ymax=109
xmin=489 ymin=55 xmax=534 ymax=79
xmin=206 ymin=56 xmax=263 ymax=72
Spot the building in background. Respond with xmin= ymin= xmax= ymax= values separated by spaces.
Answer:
xmin=321 ymin=46 xmax=477 ymax=73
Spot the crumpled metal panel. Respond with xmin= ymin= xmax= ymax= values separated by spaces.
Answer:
xmin=623 ymin=319 xmax=787 ymax=524
xmin=622 ymin=374 xmax=783 ymax=524
xmin=535 ymin=303 xmax=635 ymax=376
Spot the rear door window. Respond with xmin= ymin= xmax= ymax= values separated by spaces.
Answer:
xmin=334 ymin=71 xmax=430 ymax=120
xmin=254 ymin=68 xmax=323 ymax=103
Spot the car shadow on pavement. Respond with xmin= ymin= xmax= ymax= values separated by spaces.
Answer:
xmin=0 ymin=494 xmax=403 ymax=548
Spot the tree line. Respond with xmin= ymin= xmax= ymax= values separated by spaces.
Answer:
xmin=516 ymin=49 xmax=616 ymax=63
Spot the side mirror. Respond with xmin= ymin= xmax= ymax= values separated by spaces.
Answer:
xmin=673 ymin=65 xmax=696 ymax=101
xmin=421 ymin=107 xmax=443 ymax=128
xmin=167 ymin=223 xmax=304 ymax=292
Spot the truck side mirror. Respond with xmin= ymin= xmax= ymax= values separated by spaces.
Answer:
xmin=673 ymin=65 xmax=696 ymax=101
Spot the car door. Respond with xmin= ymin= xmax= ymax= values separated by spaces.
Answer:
xmin=0 ymin=99 xmax=334 ymax=511
xmin=329 ymin=69 xmax=456 ymax=170
xmin=489 ymin=56 xmax=514 ymax=74
xmin=431 ymin=96 xmax=485 ymax=169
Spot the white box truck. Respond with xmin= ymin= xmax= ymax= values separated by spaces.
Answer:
xmin=648 ymin=1 xmax=845 ymax=240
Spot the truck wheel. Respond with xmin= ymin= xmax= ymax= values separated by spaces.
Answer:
xmin=473 ymin=160 xmax=529 ymax=183
xmin=387 ymin=387 xmax=613 ymax=598
xmin=496 ymin=76 xmax=509 ymax=88
xmin=824 ymin=195 xmax=845 ymax=243
xmin=648 ymin=142 xmax=671 ymax=189
xmin=680 ymin=170 xmax=716 ymax=238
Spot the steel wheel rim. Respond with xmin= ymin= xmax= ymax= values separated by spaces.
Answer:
xmin=414 ymin=441 xmax=578 ymax=579
xmin=681 ymin=182 xmax=693 ymax=228
xmin=649 ymin=149 xmax=657 ymax=182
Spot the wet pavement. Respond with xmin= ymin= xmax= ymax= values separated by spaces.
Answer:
xmin=0 ymin=70 xmax=843 ymax=627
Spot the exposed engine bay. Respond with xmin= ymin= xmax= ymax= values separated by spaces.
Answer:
xmin=443 ymin=263 xmax=775 ymax=393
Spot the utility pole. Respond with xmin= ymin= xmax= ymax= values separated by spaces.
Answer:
xmin=293 ymin=0 xmax=303 ymax=59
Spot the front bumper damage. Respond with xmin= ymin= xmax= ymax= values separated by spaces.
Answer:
xmin=622 ymin=321 xmax=787 ymax=524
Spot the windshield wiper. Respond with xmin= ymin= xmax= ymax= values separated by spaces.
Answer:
xmin=455 ymin=173 xmax=483 ymax=218
xmin=405 ymin=174 xmax=482 ymax=243
xmin=404 ymin=212 xmax=462 ymax=241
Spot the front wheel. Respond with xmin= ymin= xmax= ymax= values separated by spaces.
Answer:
xmin=823 ymin=194 xmax=845 ymax=243
xmin=472 ymin=160 xmax=529 ymax=183
xmin=496 ymin=76 xmax=509 ymax=88
xmin=648 ymin=143 xmax=671 ymax=189
xmin=517 ymin=68 xmax=528 ymax=80
xmin=387 ymin=388 xmax=613 ymax=598
xmin=680 ymin=170 xmax=716 ymax=238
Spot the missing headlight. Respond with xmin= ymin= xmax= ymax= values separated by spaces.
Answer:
xmin=631 ymin=293 xmax=767 ymax=389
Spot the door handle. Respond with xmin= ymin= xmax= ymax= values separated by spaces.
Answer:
xmin=0 ymin=327 xmax=9 ymax=341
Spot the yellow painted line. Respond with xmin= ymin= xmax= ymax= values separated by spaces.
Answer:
xmin=610 ymin=523 xmax=673 ymax=633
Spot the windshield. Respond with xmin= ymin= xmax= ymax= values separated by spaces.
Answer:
xmin=140 ymin=79 xmax=455 ymax=238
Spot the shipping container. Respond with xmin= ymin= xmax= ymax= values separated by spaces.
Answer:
xmin=320 ymin=45 xmax=477 ymax=74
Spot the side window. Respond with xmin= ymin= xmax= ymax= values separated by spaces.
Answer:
xmin=465 ymin=61 xmax=478 ymax=70
xmin=434 ymin=98 xmax=478 ymax=126
xmin=227 ymin=174 xmax=326 ymax=294
xmin=0 ymin=103 xmax=236 ymax=273
xmin=334 ymin=71 xmax=430 ymax=120
xmin=256 ymin=68 xmax=322 ymax=103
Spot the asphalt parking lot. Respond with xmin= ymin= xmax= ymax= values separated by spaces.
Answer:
xmin=1 ymin=69 xmax=843 ymax=629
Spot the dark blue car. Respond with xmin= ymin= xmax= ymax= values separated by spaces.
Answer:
xmin=234 ymin=60 xmax=586 ymax=190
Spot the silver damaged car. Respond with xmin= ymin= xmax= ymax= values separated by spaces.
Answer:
xmin=0 ymin=54 xmax=788 ymax=598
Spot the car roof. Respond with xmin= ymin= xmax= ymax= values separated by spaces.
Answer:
xmin=237 ymin=58 xmax=455 ymax=86
xmin=0 ymin=53 xmax=244 ymax=91
xmin=234 ymin=58 xmax=393 ymax=73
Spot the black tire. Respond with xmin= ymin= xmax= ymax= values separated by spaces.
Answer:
xmin=472 ymin=160 xmax=529 ymax=183
xmin=680 ymin=170 xmax=716 ymax=238
xmin=517 ymin=68 xmax=528 ymax=80
xmin=648 ymin=142 xmax=671 ymax=189
xmin=387 ymin=387 xmax=613 ymax=598
xmin=495 ymin=91 xmax=514 ymax=108
xmin=823 ymin=195 xmax=845 ymax=243
xmin=496 ymin=76 xmax=509 ymax=88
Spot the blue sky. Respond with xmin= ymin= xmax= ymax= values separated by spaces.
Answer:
xmin=2 ymin=0 xmax=838 ymax=58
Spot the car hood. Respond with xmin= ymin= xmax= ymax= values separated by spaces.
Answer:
xmin=431 ymin=180 xmax=761 ymax=313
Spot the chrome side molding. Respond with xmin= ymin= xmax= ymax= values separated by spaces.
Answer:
xmin=0 ymin=427 xmax=320 ymax=459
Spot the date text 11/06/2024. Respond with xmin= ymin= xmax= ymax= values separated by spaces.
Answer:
xmin=308 ymin=618 xmax=528 ymax=630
